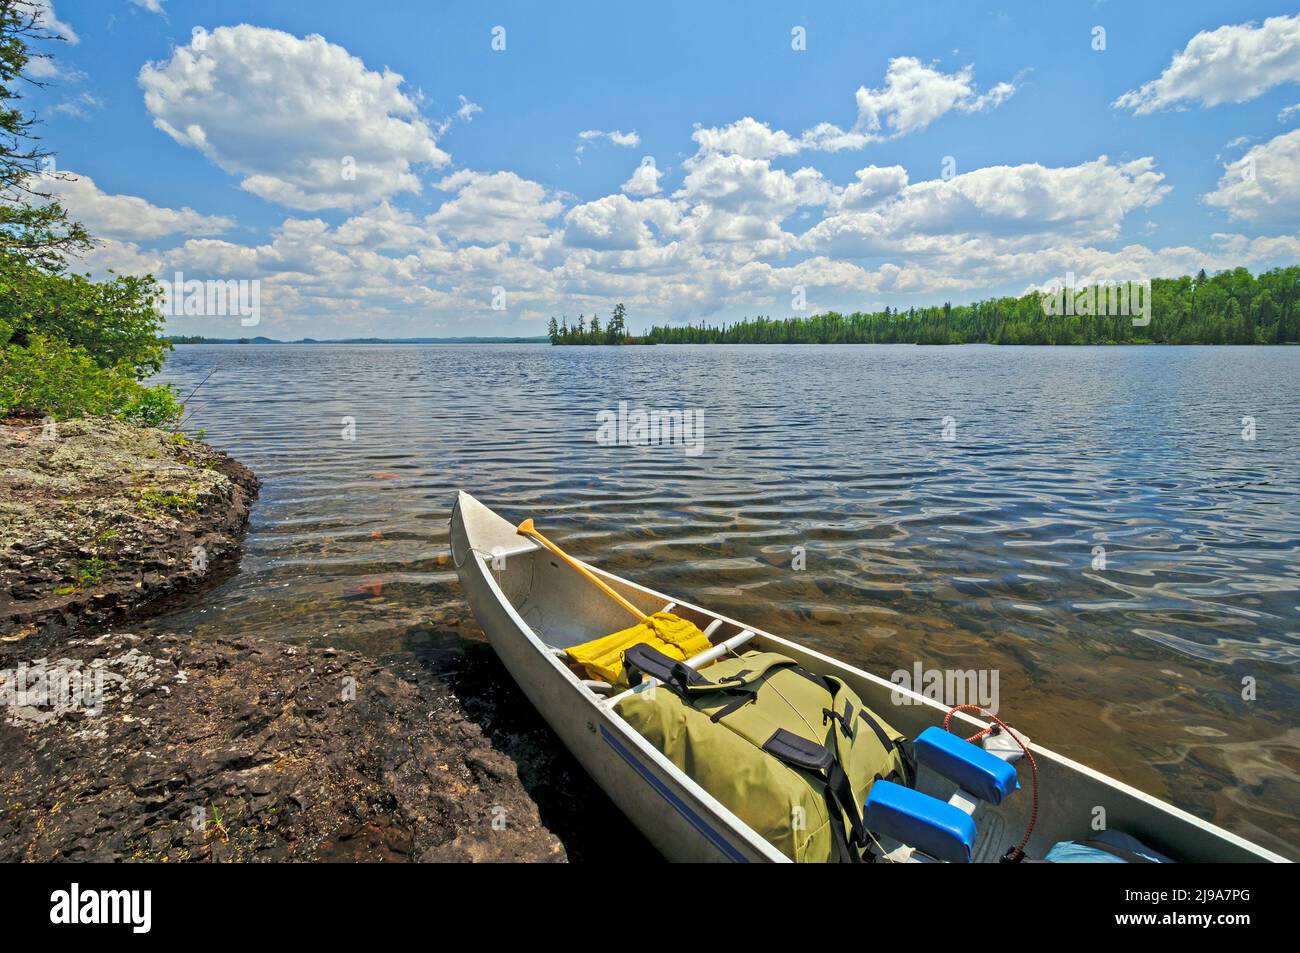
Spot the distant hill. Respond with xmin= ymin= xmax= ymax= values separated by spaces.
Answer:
xmin=166 ymin=335 xmax=550 ymax=345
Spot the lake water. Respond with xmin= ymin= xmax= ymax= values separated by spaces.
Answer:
xmin=150 ymin=343 xmax=1300 ymax=859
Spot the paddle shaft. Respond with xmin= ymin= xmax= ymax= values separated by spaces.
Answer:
xmin=517 ymin=519 xmax=647 ymax=622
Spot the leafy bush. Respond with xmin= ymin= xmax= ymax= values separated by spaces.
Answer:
xmin=0 ymin=333 xmax=181 ymax=427
xmin=0 ymin=256 xmax=170 ymax=375
xmin=0 ymin=251 xmax=181 ymax=428
xmin=116 ymin=378 xmax=185 ymax=428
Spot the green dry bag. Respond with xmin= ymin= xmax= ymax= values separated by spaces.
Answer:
xmin=615 ymin=644 xmax=913 ymax=862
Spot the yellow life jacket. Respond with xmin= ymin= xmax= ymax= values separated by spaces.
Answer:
xmin=566 ymin=612 xmax=711 ymax=684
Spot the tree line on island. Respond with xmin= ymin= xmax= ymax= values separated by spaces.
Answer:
xmin=547 ymin=302 xmax=646 ymax=344
xmin=550 ymin=267 xmax=1300 ymax=346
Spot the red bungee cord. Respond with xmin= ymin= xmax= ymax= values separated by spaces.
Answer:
xmin=942 ymin=704 xmax=1039 ymax=862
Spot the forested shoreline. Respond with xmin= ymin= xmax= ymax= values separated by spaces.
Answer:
xmin=646 ymin=267 xmax=1300 ymax=345
xmin=549 ymin=267 xmax=1300 ymax=346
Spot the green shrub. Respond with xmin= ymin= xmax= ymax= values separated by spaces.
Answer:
xmin=0 ymin=333 xmax=181 ymax=427
xmin=2 ymin=3 xmax=182 ymax=431
xmin=0 ymin=257 xmax=171 ymax=376
xmin=75 ymin=555 xmax=108 ymax=587
xmin=116 ymin=378 xmax=185 ymax=428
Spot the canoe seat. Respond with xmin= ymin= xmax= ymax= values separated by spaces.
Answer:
xmin=548 ymin=647 xmax=617 ymax=696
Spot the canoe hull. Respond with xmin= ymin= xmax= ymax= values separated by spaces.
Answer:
xmin=450 ymin=491 xmax=1287 ymax=864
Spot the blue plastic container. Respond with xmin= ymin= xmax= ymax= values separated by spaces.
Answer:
xmin=863 ymin=780 xmax=977 ymax=863
xmin=913 ymin=726 xmax=1021 ymax=804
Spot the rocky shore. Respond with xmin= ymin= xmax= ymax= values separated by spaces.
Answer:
xmin=0 ymin=417 xmax=566 ymax=862
xmin=0 ymin=630 xmax=563 ymax=861
xmin=0 ymin=417 xmax=258 ymax=640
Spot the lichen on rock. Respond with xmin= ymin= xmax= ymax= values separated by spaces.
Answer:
xmin=0 ymin=416 xmax=258 ymax=640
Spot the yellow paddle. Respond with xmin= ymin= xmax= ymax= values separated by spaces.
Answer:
xmin=516 ymin=518 xmax=647 ymax=622
xmin=516 ymin=518 xmax=714 ymax=683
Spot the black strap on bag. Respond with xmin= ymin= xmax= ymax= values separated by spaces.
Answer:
xmin=622 ymin=642 xmax=711 ymax=693
xmin=896 ymin=739 xmax=918 ymax=788
xmin=822 ymin=699 xmax=856 ymax=740
xmin=761 ymin=727 xmax=834 ymax=772
xmin=857 ymin=707 xmax=894 ymax=752
xmin=709 ymin=689 xmax=759 ymax=722
xmin=858 ymin=703 xmax=918 ymax=788
xmin=824 ymin=723 xmax=870 ymax=848
xmin=623 ymin=643 xmax=799 ymax=705
xmin=761 ymin=727 xmax=869 ymax=862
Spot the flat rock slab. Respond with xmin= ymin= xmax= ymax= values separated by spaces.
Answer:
xmin=0 ymin=630 xmax=567 ymax=862
xmin=0 ymin=416 xmax=259 ymax=641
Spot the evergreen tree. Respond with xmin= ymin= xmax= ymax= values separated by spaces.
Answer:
xmin=608 ymin=302 xmax=627 ymax=342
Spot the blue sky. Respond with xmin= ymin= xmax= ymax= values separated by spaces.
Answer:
xmin=24 ymin=0 xmax=1300 ymax=337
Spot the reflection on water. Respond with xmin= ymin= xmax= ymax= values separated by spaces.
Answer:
xmin=150 ymin=343 xmax=1300 ymax=858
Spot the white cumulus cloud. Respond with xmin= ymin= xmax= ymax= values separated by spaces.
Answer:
xmin=621 ymin=161 xmax=664 ymax=196
xmin=428 ymin=171 xmax=563 ymax=245
xmin=805 ymin=156 xmax=1170 ymax=257
xmin=46 ymin=170 xmax=233 ymax=240
xmin=853 ymin=56 xmax=1015 ymax=138
xmin=690 ymin=59 xmax=1015 ymax=161
xmin=691 ymin=117 xmax=802 ymax=159
xmin=1203 ymin=128 xmax=1300 ymax=223
xmin=564 ymin=194 xmax=656 ymax=250
xmin=138 ymin=25 xmax=447 ymax=211
xmin=1115 ymin=14 xmax=1300 ymax=114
